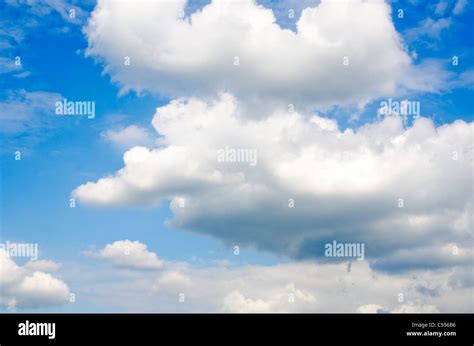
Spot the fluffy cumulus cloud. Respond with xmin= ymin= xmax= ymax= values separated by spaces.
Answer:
xmin=83 ymin=247 xmax=473 ymax=312
xmin=73 ymin=94 xmax=473 ymax=272
xmin=84 ymin=0 xmax=435 ymax=109
xmin=75 ymin=0 xmax=473 ymax=312
xmin=86 ymin=240 xmax=164 ymax=270
xmin=0 ymin=250 xmax=70 ymax=309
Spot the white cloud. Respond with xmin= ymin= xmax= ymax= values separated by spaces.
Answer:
xmin=87 ymin=240 xmax=164 ymax=270
xmin=24 ymin=259 xmax=61 ymax=273
xmin=73 ymin=0 xmax=473 ymax=313
xmin=222 ymin=285 xmax=316 ymax=312
xmin=73 ymin=94 xmax=473 ymax=271
xmin=0 ymin=250 xmax=70 ymax=309
xmin=77 ymin=248 xmax=473 ymax=312
xmin=102 ymin=125 xmax=155 ymax=150
xmin=356 ymin=303 xmax=439 ymax=313
xmin=392 ymin=304 xmax=439 ymax=313
xmin=84 ymin=0 xmax=436 ymax=110
xmin=356 ymin=304 xmax=389 ymax=313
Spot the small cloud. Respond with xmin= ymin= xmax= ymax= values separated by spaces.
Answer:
xmin=405 ymin=17 xmax=451 ymax=42
xmin=86 ymin=240 xmax=164 ymax=270
xmin=0 ymin=56 xmax=23 ymax=75
xmin=356 ymin=304 xmax=389 ymax=313
xmin=102 ymin=125 xmax=155 ymax=150
xmin=13 ymin=70 xmax=31 ymax=79
xmin=415 ymin=284 xmax=441 ymax=297
xmin=5 ymin=0 xmax=88 ymax=26
xmin=393 ymin=304 xmax=439 ymax=313
xmin=434 ymin=1 xmax=449 ymax=15
xmin=0 ymin=89 xmax=63 ymax=135
xmin=453 ymin=0 xmax=468 ymax=15
xmin=24 ymin=259 xmax=61 ymax=273
xmin=356 ymin=303 xmax=439 ymax=313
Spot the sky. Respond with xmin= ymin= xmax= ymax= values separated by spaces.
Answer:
xmin=0 ymin=0 xmax=473 ymax=313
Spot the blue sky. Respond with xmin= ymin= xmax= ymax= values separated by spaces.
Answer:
xmin=0 ymin=0 xmax=473 ymax=313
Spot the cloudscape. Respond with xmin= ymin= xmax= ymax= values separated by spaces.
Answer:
xmin=0 ymin=0 xmax=473 ymax=313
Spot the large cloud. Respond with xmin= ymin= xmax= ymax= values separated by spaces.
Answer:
xmin=84 ymin=0 xmax=423 ymax=110
xmin=73 ymin=94 xmax=473 ymax=271
xmin=0 ymin=250 xmax=70 ymax=309
xmin=79 ymin=243 xmax=473 ymax=312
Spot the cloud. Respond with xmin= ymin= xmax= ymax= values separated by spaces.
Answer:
xmin=0 ymin=89 xmax=67 ymax=153
xmin=102 ymin=125 xmax=155 ymax=150
xmin=371 ymin=244 xmax=473 ymax=273
xmin=434 ymin=1 xmax=449 ymax=15
xmin=5 ymin=0 xmax=88 ymax=26
xmin=356 ymin=304 xmax=389 ymax=313
xmin=221 ymin=286 xmax=316 ymax=312
xmin=453 ymin=0 xmax=468 ymax=15
xmin=0 ymin=56 xmax=28 ymax=78
xmin=404 ymin=0 xmax=469 ymax=46
xmin=356 ymin=303 xmax=439 ymax=313
xmin=392 ymin=304 xmax=439 ymax=313
xmin=24 ymin=259 xmax=61 ymax=273
xmin=0 ymin=90 xmax=62 ymax=135
xmin=87 ymin=240 xmax=164 ymax=270
xmin=0 ymin=250 xmax=70 ymax=309
xmin=0 ymin=20 xmax=24 ymax=48
xmin=0 ymin=0 xmax=88 ymax=70
xmin=73 ymin=94 xmax=473 ymax=273
xmin=75 ymin=245 xmax=473 ymax=312
xmin=72 ymin=0 xmax=472 ymax=313
xmin=404 ymin=17 xmax=452 ymax=41
xmin=84 ymin=0 xmax=437 ymax=110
